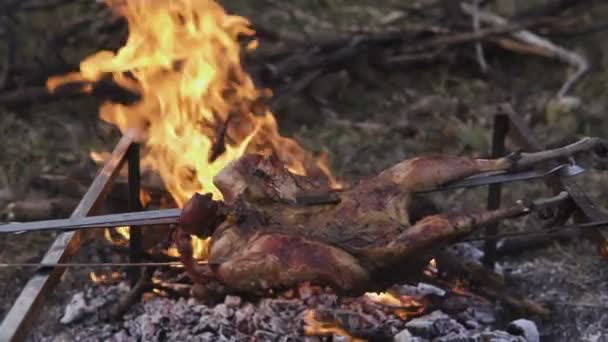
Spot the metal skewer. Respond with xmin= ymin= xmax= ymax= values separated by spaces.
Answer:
xmin=0 ymin=260 xmax=209 ymax=268
xmin=0 ymin=208 xmax=181 ymax=234
xmin=0 ymin=163 xmax=585 ymax=235
xmin=422 ymin=163 xmax=585 ymax=193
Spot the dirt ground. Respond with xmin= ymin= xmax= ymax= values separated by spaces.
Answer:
xmin=1 ymin=1 xmax=608 ymax=341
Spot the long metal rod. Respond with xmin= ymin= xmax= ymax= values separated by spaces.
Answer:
xmin=0 ymin=164 xmax=583 ymax=235
xmin=0 ymin=208 xmax=181 ymax=234
xmin=422 ymin=163 xmax=581 ymax=193
xmin=127 ymin=142 xmax=143 ymax=285
xmin=0 ymin=260 xmax=209 ymax=269
xmin=0 ymin=130 xmax=136 ymax=342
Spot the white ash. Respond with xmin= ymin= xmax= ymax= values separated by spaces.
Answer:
xmin=60 ymin=281 xmax=131 ymax=324
xmin=394 ymin=282 xmax=446 ymax=298
xmin=507 ymin=319 xmax=540 ymax=342
xmin=34 ymin=281 xmax=533 ymax=341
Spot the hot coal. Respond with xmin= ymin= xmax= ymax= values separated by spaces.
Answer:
xmin=33 ymin=280 xmax=536 ymax=341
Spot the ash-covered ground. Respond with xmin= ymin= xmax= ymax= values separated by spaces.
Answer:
xmin=25 ymin=229 xmax=608 ymax=341
xmin=27 ymin=241 xmax=591 ymax=342
xmin=31 ymin=273 xmax=538 ymax=342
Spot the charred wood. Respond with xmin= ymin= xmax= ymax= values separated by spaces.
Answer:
xmin=434 ymin=250 xmax=550 ymax=317
xmin=0 ymin=78 xmax=139 ymax=108
xmin=105 ymin=266 xmax=155 ymax=321
xmin=495 ymin=229 xmax=579 ymax=257
xmin=6 ymin=197 xmax=79 ymax=222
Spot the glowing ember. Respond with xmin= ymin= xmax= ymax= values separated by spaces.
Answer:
xmin=303 ymin=310 xmax=364 ymax=341
xmin=166 ymin=236 xmax=210 ymax=260
xmin=425 ymin=257 xmax=438 ymax=277
xmin=104 ymin=225 xmax=131 ymax=246
xmin=49 ymin=0 xmax=339 ymax=259
xmin=451 ymin=279 xmax=471 ymax=296
xmin=89 ymin=151 xmax=110 ymax=164
xmin=89 ymin=271 xmax=122 ymax=284
xmin=139 ymin=189 xmax=152 ymax=207
xmin=365 ymin=292 xmax=426 ymax=319
xmin=600 ymin=241 xmax=608 ymax=258
xmin=365 ymin=292 xmax=402 ymax=307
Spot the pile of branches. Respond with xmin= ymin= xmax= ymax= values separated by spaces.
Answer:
xmin=0 ymin=0 xmax=603 ymax=109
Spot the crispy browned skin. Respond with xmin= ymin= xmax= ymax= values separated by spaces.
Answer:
xmin=174 ymin=137 xmax=608 ymax=294
xmin=175 ymin=152 xmax=532 ymax=295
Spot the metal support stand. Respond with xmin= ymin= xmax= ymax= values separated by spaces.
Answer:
xmin=499 ymin=103 xmax=608 ymax=256
xmin=127 ymin=143 xmax=143 ymax=286
xmin=483 ymin=114 xmax=509 ymax=269
xmin=0 ymin=131 xmax=136 ymax=342
xmin=1 ymin=103 xmax=605 ymax=340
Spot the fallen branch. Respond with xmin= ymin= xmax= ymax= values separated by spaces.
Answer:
xmin=496 ymin=229 xmax=579 ymax=257
xmin=471 ymin=0 xmax=489 ymax=72
xmin=434 ymin=250 xmax=550 ymax=317
xmin=0 ymin=78 xmax=139 ymax=108
xmin=461 ymin=2 xmax=589 ymax=97
xmin=6 ymin=197 xmax=79 ymax=222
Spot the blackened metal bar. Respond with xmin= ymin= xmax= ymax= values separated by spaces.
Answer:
xmin=128 ymin=143 xmax=143 ymax=286
xmin=483 ymin=113 xmax=509 ymax=268
xmin=499 ymin=103 xmax=608 ymax=252
xmin=0 ymin=130 xmax=136 ymax=342
xmin=500 ymin=103 xmax=564 ymax=193
xmin=563 ymin=178 xmax=608 ymax=256
xmin=422 ymin=163 xmax=580 ymax=193
xmin=0 ymin=208 xmax=181 ymax=234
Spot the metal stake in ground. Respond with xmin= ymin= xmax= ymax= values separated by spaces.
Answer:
xmin=484 ymin=113 xmax=508 ymax=269
xmin=127 ymin=142 xmax=143 ymax=286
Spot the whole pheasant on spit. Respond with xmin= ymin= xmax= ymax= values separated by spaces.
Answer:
xmin=176 ymin=137 xmax=606 ymax=297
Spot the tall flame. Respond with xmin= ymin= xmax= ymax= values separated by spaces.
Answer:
xmin=49 ymin=0 xmax=336 ymax=208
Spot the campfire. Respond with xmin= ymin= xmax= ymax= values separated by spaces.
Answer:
xmin=2 ymin=0 xmax=608 ymax=341
xmin=47 ymin=0 xmax=341 ymax=262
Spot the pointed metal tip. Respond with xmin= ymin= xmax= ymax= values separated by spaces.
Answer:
xmin=560 ymin=164 xmax=586 ymax=177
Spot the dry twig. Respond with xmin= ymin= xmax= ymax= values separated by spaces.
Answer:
xmin=461 ymin=2 xmax=589 ymax=97
xmin=471 ymin=0 xmax=489 ymax=72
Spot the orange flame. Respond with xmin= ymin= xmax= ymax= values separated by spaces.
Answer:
xmin=365 ymin=292 xmax=426 ymax=319
xmin=451 ymin=279 xmax=471 ymax=296
xmin=104 ymin=225 xmax=131 ymax=246
xmin=49 ymin=0 xmax=339 ymax=259
xmin=89 ymin=271 xmax=122 ymax=284
xmin=49 ymin=0 xmax=335 ymax=205
xmin=303 ymin=310 xmax=365 ymax=341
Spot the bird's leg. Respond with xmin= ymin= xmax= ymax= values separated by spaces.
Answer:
xmin=176 ymin=227 xmax=215 ymax=284
xmin=383 ymin=137 xmax=604 ymax=193
xmin=380 ymin=203 xmax=530 ymax=258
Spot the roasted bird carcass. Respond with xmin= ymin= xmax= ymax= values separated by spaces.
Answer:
xmin=176 ymin=137 xmax=603 ymax=295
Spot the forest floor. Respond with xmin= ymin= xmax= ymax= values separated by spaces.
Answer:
xmin=1 ymin=1 xmax=608 ymax=341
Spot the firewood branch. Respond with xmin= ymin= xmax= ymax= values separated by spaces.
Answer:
xmin=510 ymin=137 xmax=606 ymax=170
xmin=460 ymin=2 xmax=589 ymax=98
